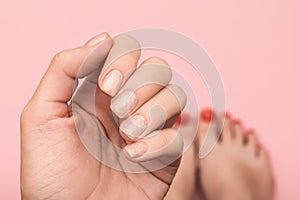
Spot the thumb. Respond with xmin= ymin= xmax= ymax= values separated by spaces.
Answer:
xmin=25 ymin=32 xmax=113 ymax=121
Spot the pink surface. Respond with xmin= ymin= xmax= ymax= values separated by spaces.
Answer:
xmin=0 ymin=0 xmax=299 ymax=199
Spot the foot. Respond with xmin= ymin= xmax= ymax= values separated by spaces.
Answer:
xmin=196 ymin=109 xmax=274 ymax=200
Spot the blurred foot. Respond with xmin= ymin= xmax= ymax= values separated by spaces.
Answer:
xmin=196 ymin=109 xmax=274 ymax=200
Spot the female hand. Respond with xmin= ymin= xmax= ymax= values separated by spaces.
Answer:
xmin=21 ymin=32 xmax=186 ymax=200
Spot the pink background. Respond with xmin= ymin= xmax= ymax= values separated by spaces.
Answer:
xmin=0 ymin=0 xmax=299 ymax=199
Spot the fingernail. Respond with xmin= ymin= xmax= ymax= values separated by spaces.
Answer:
xmin=120 ymin=115 xmax=147 ymax=139
xmin=85 ymin=32 xmax=108 ymax=47
xmin=111 ymin=90 xmax=138 ymax=118
xmin=200 ymin=108 xmax=213 ymax=122
xmin=124 ymin=142 xmax=147 ymax=158
xmin=101 ymin=70 xmax=123 ymax=96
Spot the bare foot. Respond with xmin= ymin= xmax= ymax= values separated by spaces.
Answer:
xmin=196 ymin=109 xmax=274 ymax=200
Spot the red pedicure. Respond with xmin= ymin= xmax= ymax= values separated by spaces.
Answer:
xmin=248 ymin=128 xmax=255 ymax=134
xmin=176 ymin=113 xmax=190 ymax=125
xmin=201 ymin=108 xmax=213 ymax=122
xmin=176 ymin=115 xmax=182 ymax=125
xmin=225 ymin=112 xmax=231 ymax=118
xmin=233 ymin=119 xmax=241 ymax=125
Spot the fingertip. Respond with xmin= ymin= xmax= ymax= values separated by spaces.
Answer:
xmin=141 ymin=56 xmax=170 ymax=67
xmin=84 ymin=32 xmax=111 ymax=47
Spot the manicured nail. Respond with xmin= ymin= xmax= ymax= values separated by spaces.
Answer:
xmin=85 ymin=32 xmax=108 ymax=47
xmin=101 ymin=70 xmax=123 ymax=96
xmin=120 ymin=115 xmax=147 ymax=139
xmin=111 ymin=90 xmax=138 ymax=118
xmin=124 ymin=142 xmax=147 ymax=158
xmin=201 ymin=108 xmax=213 ymax=122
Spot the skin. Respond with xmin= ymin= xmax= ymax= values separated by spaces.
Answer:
xmin=20 ymin=31 xmax=274 ymax=200
xmin=196 ymin=112 xmax=274 ymax=200
xmin=20 ymin=33 xmax=186 ymax=200
xmin=166 ymin=111 xmax=274 ymax=200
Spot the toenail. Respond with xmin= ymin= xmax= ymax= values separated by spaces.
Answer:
xmin=176 ymin=113 xmax=190 ymax=125
xmin=233 ymin=119 xmax=242 ymax=125
xmin=201 ymin=108 xmax=213 ymax=122
xmin=225 ymin=112 xmax=231 ymax=118
xmin=248 ymin=128 xmax=255 ymax=134
xmin=175 ymin=115 xmax=182 ymax=125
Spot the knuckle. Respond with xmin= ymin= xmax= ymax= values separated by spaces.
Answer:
xmin=167 ymin=84 xmax=187 ymax=109
xmin=112 ymin=34 xmax=141 ymax=60
xmin=51 ymin=48 xmax=82 ymax=66
xmin=52 ymin=50 xmax=66 ymax=64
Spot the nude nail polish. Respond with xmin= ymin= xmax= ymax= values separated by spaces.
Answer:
xmin=124 ymin=142 xmax=147 ymax=158
xmin=176 ymin=113 xmax=190 ymax=125
xmin=111 ymin=90 xmax=138 ymax=118
xmin=101 ymin=70 xmax=123 ymax=96
xmin=120 ymin=114 xmax=147 ymax=139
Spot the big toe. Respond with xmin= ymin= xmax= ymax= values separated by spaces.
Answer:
xmin=198 ymin=108 xmax=219 ymax=158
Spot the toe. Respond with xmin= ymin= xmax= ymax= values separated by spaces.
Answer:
xmin=198 ymin=108 xmax=219 ymax=159
xmin=220 ymin=112 xmax=232 ymax=142
xmin=232 ymin=118 xmax=244 ymax=143
xmin=259 ymin=145 xmax=271 ymax=161
xmin=247 ymin=129 xmax=258 ymax=145
xmin=198 ymin=108 xmax=213 ymax=144
xmin=246 ymin=129 xmax=261 ymax=156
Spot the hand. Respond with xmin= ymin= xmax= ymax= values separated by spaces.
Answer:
xmin=21 ymin=32 xmax=186 ymax=200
